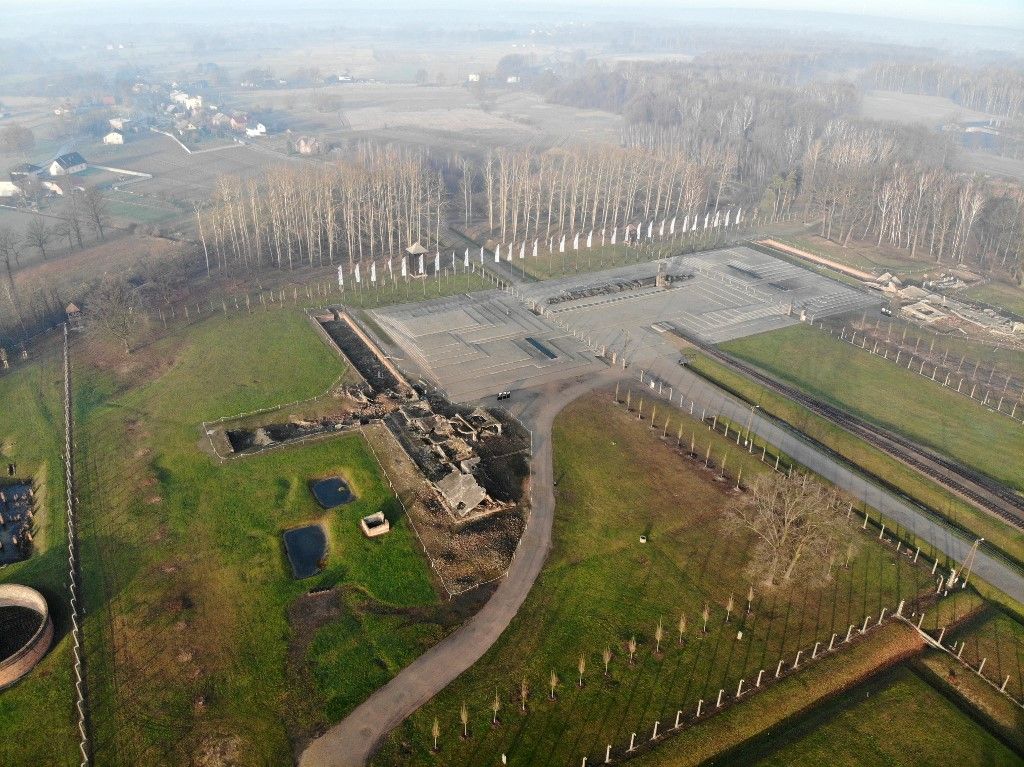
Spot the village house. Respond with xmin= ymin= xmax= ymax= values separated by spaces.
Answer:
xmin=102 ymin=131 xmax=124 ymax=145
xmin=108 ymin=117 xmax=130 ymax=131
xmin=49 ymin=152 xmax=87 ymax=177
xmin=245 ymin=122 xmax=267 ymax=137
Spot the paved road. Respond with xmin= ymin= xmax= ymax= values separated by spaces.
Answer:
xmin=634 ymin=356 xmax=1024 ymax=602
xmin=299 ymin=369 xmax=625 ymax=767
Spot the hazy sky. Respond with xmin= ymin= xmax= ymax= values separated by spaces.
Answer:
xmin=5 ymin=0 xmax=1023 ymax=29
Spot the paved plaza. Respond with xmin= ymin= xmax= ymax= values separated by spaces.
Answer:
xmin=372 ymin=245 xmax=878 ymax=402
xmin=371 ymin=291 xmax=602 ymax=402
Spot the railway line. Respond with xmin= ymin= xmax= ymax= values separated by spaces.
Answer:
xmin=698 ymin=342 xmax=1024 ymax=530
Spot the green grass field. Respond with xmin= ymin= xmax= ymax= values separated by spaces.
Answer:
xmin=746 ymin=667 xmax=1020 ymax=767
xmin=949 ymin=608 xmax=1024 ymax=702
xmin=722 ymin=325 xmax=1024 ymax=492
xmin=685 ymin=352 xmax=1024 ymax=568
xmin=0 ymin=350 xmax=80 ymax=767
xmin=57 ymin=310 xmax=441 ymax=766
xmin=373 ymin=393 xmax=935 ymax=767
xmin=777 ymin=235 xmax=937 ymax=277
xmin=964 ymin=281 xmax=1024 ymax=318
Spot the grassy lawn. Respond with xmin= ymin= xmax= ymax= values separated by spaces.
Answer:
xmin=916 ymin=649 xmax=1024 ymax=753
xmin=627 ymin=625 xmax=924 ymax=767
xmin=334 ymin=270 xmax=490 ymax=310
xmin=685 ymin=352 xmax=1024 ymax=568
xmin=64 ymin=310 xmax=441 ymax=766
xmin=0 ymin=351 xmax=80 ymax=767
xmin=745 ymin=666 xmax=1020 ymax=767
xmin=964 ymin=281 xmax=1024 ymax=317
xmin=949 ymin=608 xmax=1024 ymax=702
xmin=722 ymin=325 xmax=1024 ymax=492
xmin=777 ymin=234 xmax=937 ymax=277
xmin=373 ymin=393 xmax=935 ymax=767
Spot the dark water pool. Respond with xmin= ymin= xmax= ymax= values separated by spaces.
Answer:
xmin=283 ymin=525 xmax=328 ymax=579
xmin=0 ymin=606 xmax=43 ymax=658
xmin=310 ymin=477 xmax=354 ymax=509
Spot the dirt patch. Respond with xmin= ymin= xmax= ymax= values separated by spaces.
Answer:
xmin=284 ymin=590 xmax=344 ymax=755
xmin=193 ymin=734 xmax=242 ymax=767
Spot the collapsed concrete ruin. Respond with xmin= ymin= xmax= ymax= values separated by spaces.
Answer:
xmin=393 ymin=400 xmax=513 ymax=521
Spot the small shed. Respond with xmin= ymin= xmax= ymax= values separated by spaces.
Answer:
xmin=65 ymin=303 xmax=82 ymax=327
xmin=406 ymin=242 xmax=429 ymax=256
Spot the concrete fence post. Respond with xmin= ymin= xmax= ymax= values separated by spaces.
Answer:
xmin=674 ymin=710 xmax=683 ymax=729
xmin=628 ymin=733 xmax=636 ymax=752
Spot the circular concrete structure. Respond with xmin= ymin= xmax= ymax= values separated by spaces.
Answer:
xmin=0 ymin=584 xmax=53 ymax=690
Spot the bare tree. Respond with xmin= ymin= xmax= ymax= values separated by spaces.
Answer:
xmin=602 ymin=647 xmax=612 ymax=676
xmin=491 ymin=689 xmax=501 ymax=725
xmin=81 ymin=187 xmax=110 ymax=240
xmin=85 ymin=276 xmax=145 ymax=355
xmin=677 ymin=613 xmax=687 ymax=645
xmin=459 ymin=701 xmax=469 ymax=738
xmin=24 ymin=216 xmax=53 ymax=261
xmin=726 ymin=472 xmax=851 ymax=589
xmin=654 ymin=619 xmax=665 ymax=654
xmin=627 ymin=635 xmax=637 ymax=665
xmin=0 ymin=228 xmax=25 ymax=335
xmin=431 ymin=717 xmax=440 ymax=751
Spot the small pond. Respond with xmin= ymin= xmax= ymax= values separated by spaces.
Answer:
xmin=310 ymin=477 xmax=354 ymax=509
xmin=0 ymin=483 xmax=34 ymax=566
xmin=283 ymin=524 xmax=328 ymax=579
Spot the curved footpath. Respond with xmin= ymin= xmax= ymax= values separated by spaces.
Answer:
xmin=301 ymin=326 xmax=1024 ymax=767
xmin=299 ymin=369 xmax=626 ymax=767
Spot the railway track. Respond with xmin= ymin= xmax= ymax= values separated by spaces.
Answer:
xmin=700 ymin=344 xmax=1024 ymax=530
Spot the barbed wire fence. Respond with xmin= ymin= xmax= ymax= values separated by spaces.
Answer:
xmin=62 ymin=323 xmax=90 ymax=767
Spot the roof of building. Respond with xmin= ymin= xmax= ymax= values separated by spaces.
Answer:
xmin=53 ymin=152 xmax=86 ymax=169
xmin=406 ymin=242 xmax=429 ymax=255
xmin=10 ymin=163 xmax=41 ymax=174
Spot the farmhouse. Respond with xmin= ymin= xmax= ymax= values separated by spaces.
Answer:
xmin=49 ymin=152 xmax=87 ymax=176
xmin=108 ymin=117 xmax=130 ymax=131
xmin=103 ymin=131 xmax=124 ymax=145
xmin=245 ymin=123 xmax=267 ymax=137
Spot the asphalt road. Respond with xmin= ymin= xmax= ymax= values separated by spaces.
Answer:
xmin=298 ymin=369 xmax=625 ymax=767
xmin=636 ymin=356 xmax=1024 ymax=602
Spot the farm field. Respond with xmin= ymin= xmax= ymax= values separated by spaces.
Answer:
xmin=722 ymin=325 xmax=1024 ymax=492
xmin=859 ymin=90 xmax=995 ymax=125
xmin=228 ymin=83 xmax=623 ymax=150
xmin=745 ymin=667 xmax=1020 ymax=767
xmin=684 ymin=352 xmax=1024 ymax=568
xmin=373 ymin=392 xmax=936 ymax=767
xmin=60 ymin=310 xmax=442 ymax=766
xmin=0 ymin=350 xmax=79 ymax=767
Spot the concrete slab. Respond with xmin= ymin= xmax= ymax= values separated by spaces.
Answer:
xmin=372 ymin=245 xmax=878 ymax=403
xmin=371 ymin=291 xmax=602 ymax=402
